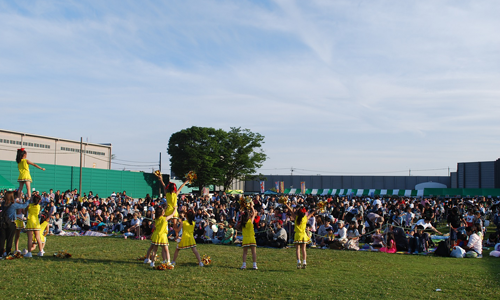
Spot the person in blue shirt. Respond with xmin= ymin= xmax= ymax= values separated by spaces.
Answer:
xmin=1 ymin=191 xmax=29 ymax=258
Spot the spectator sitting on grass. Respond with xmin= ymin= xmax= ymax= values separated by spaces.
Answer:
xmin=463 ymin=226 xmax=482 ymax=258
xmin=268 ymin=220 xmax=287 ymax=248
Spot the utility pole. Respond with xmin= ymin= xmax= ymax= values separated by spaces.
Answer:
xmin=409 ymin=169 xmax=411 ymax=176
xmin=79 ymin=137 xmax=83 ymax=197
xmin=159 ymin=152 xmax=162 ymax=172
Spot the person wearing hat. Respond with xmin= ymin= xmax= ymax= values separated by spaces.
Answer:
xmin=268 ymin=220 xmax=287 ymax=248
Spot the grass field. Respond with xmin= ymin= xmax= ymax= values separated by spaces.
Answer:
xmin=1 ymin=234 xmax=499 ymax=300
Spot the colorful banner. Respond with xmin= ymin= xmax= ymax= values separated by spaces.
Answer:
xmin=301 ymin=182 xmax=306 ymax=195
xmin=280 ymin=181 xmax=285 ymax=194
xmin=275 ymin=181 xmax=279 ymax=192
xmin=260 ymin=181 xmax=265 ymax=193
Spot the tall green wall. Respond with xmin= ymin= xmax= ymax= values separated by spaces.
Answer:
xmin=0 ymin=160 xmax=161 ymax=198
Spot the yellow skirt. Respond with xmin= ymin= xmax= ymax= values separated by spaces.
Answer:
xmin=294 ymin=232 xmax=311 ymax=244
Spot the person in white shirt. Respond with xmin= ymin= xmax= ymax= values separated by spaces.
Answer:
xmin=412 ymin=218 xmax=442 ymax=235
xmin=464 ymin=226 xmax=482 ymax=257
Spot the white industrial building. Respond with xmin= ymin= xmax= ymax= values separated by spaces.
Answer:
xmin=0 ymin=129 xmax=112 ymax=169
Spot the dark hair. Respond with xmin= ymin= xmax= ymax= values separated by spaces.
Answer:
xmin=3 ymin=191 xmax=15 ymax=206
xmin=241 ymin=210 xmax=249 ymax=228
xmin=186 ymin=210 xmax=195 ymax=225
xmin=416 ymin=225 xmax=425 ymax=230
xmin=155 ymin=206 xmax=164 ymax=219
xmin=32 ymin=194 xmax=41 ymax=205
xmin=296 ymin=208 xmax=306 ymax=225
xmin=465 ymin=226 xmax=475 ymax=233
xmin=166 ymin=182 xmax=176 ymax=194
xmin=16 ymin=149 xmax=26 ymax=164
xmin=386 ymin=232 xmax=395 ymax=242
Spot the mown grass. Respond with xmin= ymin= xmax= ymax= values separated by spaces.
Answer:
xmin=1 ymin=234 xmax=499 ymax=299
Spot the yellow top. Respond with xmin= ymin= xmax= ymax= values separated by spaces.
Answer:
xmin=26 ymin=204 xmax=41 ymax=230
xmin=18 ymin=159 xmax=32 ymax=181
xmin=242 ymin=219 xmax=256 ymax=246
xmin=177 ymin=220 xmax=196 ymax=249
xmin=34 ymin=221 xmax=49 ymax=243
xmin=151 ymin=216 xmax=169 ymax=245
xmin=294 ymin=215 xmax=311 ymax=244
xmin=165 ymin=193 xmax=179 ymax=218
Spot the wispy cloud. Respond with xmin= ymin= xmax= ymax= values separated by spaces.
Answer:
xmin=0 ymin=0 xmax=499 ymax=175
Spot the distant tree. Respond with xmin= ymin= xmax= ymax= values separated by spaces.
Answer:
xmin=167 ymin=126 xmax=226 ymax=192
xmin=217 ymin=127 xmax=267 ymax=191
xmin=167 ymin=126 xmax=267 ymax=193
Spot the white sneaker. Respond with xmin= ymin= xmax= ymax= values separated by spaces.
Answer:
xmin=37 ymin=251 xmax=44 ymax=257
xmin=144 ymin=258 xmax=151 ymax=264
xmin=240 ymin=265 xmax=246 ymax=270
xmin=175 ymin=238 xmax=181 ymax=243
xmin=22 ymin=249 xmax=28 ymax=255
xmin=150 ymin=261 xmax=155 ymax=268
xmin=24 ymin=252 xmax=32 ymax=258
xmin=199 ymin=262 xmax=204 ymax=267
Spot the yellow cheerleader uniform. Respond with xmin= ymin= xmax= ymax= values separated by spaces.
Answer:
xmin=26 ymin=204 xmax=41 ymax=231
xmin=177 ymin=220 xmax=196 ymax=250
xmin=165 ymin=193 xmax=179 ymax=219
xmin=18 ymin=159 xmax=32 ymax=182
xmin=242 ymin=219 xmax=256 ymax=247
xmin=294 ymin=215 xmax=311 ymax=244
xmin=15 ymin=214 xmax=25 ymax=230
xmin=151 ymin=216 xmax=169 ymax=246
xmin=34 ymin=221 xmax=49 ymax=243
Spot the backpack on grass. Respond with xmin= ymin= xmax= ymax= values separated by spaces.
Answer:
xmin=434 ymin=240 xmax=450 ymax=257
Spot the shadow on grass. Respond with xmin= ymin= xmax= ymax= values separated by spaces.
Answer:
xmin=43 ymin=256 xmax=142 ymax=265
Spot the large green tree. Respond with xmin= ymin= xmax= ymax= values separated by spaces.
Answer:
xmin=217 ymin=127 xmax=267 ymax=191
xmin=167 ymin=126 xmax=267 ymax=193
xmin=167 ymin=126 xmax=226 ymax=192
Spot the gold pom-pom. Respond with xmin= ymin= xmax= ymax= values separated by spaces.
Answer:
xmin=155 ymin=263 xmax=174 ymax=271
xmin=185 ymin=171 xmax=197 ymax=183
xmin=278 ymin=196 xmax=289 ymax=205
xmin=53 ymin=250 xmax=72 ymax=258
xmin=202 ymin=254 xmax=211 ymax=265
xmin=239 ymin=196 xmax=252 ymax=209
xmin=317 ymin=200 xmax=326 ymax=213
xmin=154 ymin=170 xmax=162 ymax=178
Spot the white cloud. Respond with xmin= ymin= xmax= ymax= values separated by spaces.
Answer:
xmin=0 ymin=0 xmax=499 ymax=175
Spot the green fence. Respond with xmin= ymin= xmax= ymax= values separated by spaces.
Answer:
xmin=423 ymin=188 xmax=500 ymax=197
xmin=0 ymin=160 xmax=163 ymax=198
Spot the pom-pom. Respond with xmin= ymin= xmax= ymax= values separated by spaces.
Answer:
xmin=317 ymin=200 xmax=326 ymax=213
xmin=202 ymin=254 xmax=212 ymax=265
xmin=239 ymin=196 xmax=252 ymax=209
xmin=154 ymin=170 xmax=162 ymax=178
xmin=185 ymin=171 xmax=197 ymax=183
xmin=53 ymin=250 xmax=72 ymax=258
xmin=278 ymin=196 xmax=289 ymax=205
xmin=155 ymin=262 xmax=174 ymax=271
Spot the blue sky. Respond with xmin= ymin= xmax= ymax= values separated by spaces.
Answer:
xmin=1 ymin=0 xmax=499 ymax=176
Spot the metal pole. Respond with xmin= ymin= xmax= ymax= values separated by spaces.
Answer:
xmin=79 ymin=137 xmax=83 ymax=197
xmin=159 ymin=152 xmax=162 ymax=172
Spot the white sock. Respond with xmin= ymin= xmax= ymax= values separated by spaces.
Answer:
xmin=303 ymin=260 xmax=307 ymax=265
xmin=253 ymin=262 xmax=257 ymax=267
xmin=242 ymin=262 xmax=246 ymax=267
xmin=297 ymin=259 xmax=301 ymax=264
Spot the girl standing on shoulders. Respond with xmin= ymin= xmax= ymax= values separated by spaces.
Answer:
xmin=285 ymin=203 xmax=316 ymax=269
xmin=157 ymin=175 xmax=189 ymax=241
xmin=171 ymin=210 xmax=203 ymax=267
xmin=240 ymin=201 xmax=257 ymax=270
xmin=16 ymin=148 xmax=45 ymax=199
xmin=24 ymin=194 xmax=44 ymax=258
xmin=145 ymin=206 xmax=177 ymax=267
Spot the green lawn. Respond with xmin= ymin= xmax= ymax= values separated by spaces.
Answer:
xmin=1 ymin=235 xmax=499 ymax=299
